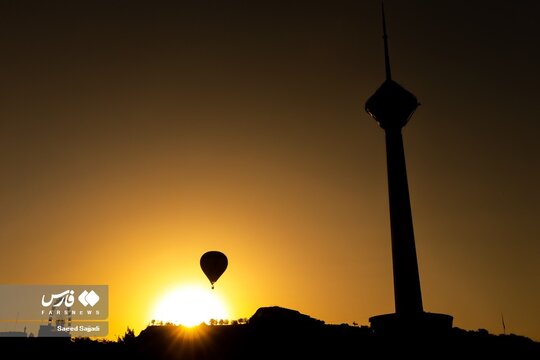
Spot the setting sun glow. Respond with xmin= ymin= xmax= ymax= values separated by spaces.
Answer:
xmin=152 ymin=285 xmax=229 ymax=327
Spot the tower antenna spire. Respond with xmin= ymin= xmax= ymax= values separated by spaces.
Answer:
xmin=382 ymin=1 xmax=392 ymax=81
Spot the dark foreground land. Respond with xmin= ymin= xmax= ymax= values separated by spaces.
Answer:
xmin=2 ymin=307 xmax=539 ymax=359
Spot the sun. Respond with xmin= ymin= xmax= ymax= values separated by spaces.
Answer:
xmin=151 ymin=285 xmax=229 ymax=327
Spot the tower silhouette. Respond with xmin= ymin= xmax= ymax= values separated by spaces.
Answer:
xmin=365 ymin=3 xmax=453 ymax=335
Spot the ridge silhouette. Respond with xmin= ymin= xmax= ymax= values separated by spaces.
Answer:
xmin=1 ymin=306 xmax=538 ymax=359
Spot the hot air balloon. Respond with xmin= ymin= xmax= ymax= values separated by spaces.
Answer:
xmin=200 ymin=251 xmax=228 ymax=289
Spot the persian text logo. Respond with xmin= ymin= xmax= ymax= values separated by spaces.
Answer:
xmin=78 ymin=290 xmax=100 ymax=307
xmin=41 ymin=290 xmax=75 ymax=307
xmin=41 ymin=289 xmax=100 ymax=308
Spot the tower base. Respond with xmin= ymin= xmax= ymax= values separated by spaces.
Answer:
xmin=369 ymin=312 xmax=453 ymax=337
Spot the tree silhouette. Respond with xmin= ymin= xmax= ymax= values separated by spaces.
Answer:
xmin=117 ymin=327 xmax=135 ymax=346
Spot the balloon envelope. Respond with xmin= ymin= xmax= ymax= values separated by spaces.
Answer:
xmin=200 ymin=251 xmax=228 ymax=288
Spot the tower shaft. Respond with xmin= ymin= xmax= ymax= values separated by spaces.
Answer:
xmin=385 ymin=128 xmax=423 ymax=315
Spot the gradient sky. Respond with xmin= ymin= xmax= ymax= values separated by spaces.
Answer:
xmin=0 ymin=0 xmax=539 ymax=340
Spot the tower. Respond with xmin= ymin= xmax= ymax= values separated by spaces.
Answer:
xmin=365 ymin=3 xmax=453 ymax=335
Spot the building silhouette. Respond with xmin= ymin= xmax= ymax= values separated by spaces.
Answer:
xmin=365 ymin=3 xmax=453 ymax=335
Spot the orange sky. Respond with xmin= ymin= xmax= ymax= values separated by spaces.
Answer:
xmin=0 ymin=1 xmax=539 ymax=340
